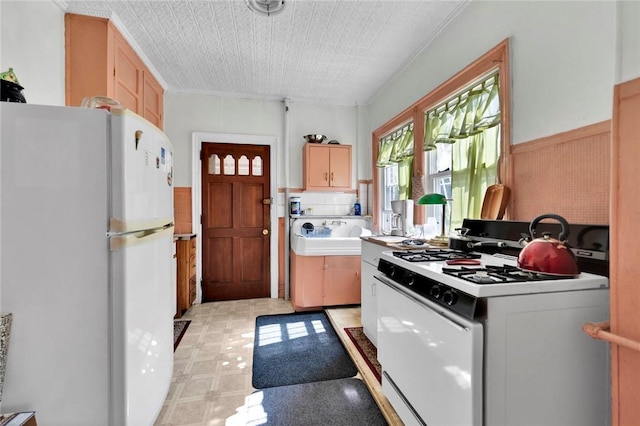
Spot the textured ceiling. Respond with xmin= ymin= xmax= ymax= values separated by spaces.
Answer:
xmin=56 ymin=0 xmax=468 ymax=105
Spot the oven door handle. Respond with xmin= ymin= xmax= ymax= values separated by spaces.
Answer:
xmin=383 ymin=371 xmax=427 ymax=426
xmin=374 ymin=274 xmax=470 ymax=332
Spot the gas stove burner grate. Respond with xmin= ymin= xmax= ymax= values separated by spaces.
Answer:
xmin=392 ymin=249 xmax=482 ymax=263
xmin=442 ymin=264 xmax=576 ymax=284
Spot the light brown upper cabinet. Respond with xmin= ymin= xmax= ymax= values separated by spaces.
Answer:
xmin=303 ymin=143 xmax=351 ymax=191
xmin=65 ymin=13 xmax=164 ymax=129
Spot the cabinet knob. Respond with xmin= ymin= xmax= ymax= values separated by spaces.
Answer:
xmin=330 ymin=172 xmax=334 ymax=182
xmin=262 ymin=229 xmax=269 ymax=235
xmin=324 ymin=172 xmax=328 ymax=182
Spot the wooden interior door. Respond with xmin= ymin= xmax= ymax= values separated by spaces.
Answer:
xmin=201 ymin=143 xmax=271 ymax=301
xmin=609 ymin=76 xmax=640 ymax=425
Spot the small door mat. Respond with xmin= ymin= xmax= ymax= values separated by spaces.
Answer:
xmin=345 ymin=327 xmax=382 ymax=383
xmin=173 ymin=320 xmax=191 ymax=351
xmin=252 ymin=311 xmax=357 ymax=389
xmin=239 ymin=378 xmax=388 ymax=425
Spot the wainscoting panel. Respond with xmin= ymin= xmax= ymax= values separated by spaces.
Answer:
xmin=174 ymin=187 xmax=193 ymax=234
xmin=511 ymin=121 xmax=610 ymax=224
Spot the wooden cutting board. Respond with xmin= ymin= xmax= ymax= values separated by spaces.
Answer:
xmin=481 ymin=184 xmax=510 ymax=220
xmin=365 ymin=236 xmax=408 ymax=246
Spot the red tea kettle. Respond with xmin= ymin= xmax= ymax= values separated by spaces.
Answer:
xmin=517 ymin=213 xmax=580 ymax=277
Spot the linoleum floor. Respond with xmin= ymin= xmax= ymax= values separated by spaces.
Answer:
xmin=154 ymin=298 xmax=400 ymax=425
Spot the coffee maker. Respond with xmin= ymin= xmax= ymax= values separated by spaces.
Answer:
xmin=390 ymin=200 xmax=414 ymax=236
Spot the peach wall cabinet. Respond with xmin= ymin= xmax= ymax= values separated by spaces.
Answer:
xmin=65 ymin=13 xmax=164 ymax=129
xmin=303 ymin=143 xmax=352 ymax=191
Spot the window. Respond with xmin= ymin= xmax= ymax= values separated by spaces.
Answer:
xmin=376 ymin=123 xmax=413 ymax=234
xmin=371 ymin=39 xmax=510 ymax=236
xmin=424 ymin=72 xmax=501 ymax=231
xmin=378 ymin=165 xmax=400 ymax=233
xmin=423 ymin=144 xmax=452 ymax=235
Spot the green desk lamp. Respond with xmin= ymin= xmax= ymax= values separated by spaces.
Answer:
xmin=417 ymin=193 xmax=448 ymax=247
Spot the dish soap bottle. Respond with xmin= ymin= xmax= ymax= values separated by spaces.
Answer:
xmin=354 ymin=199 xmax=361 ymax=216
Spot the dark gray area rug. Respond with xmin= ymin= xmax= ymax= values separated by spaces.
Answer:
xmin=250 ymin=378 xmax=388 ymax=425
xmin=252 ymin=311 xmax=357 ymax=389
xmin=173 ymin=320 xmax=190 ymax=351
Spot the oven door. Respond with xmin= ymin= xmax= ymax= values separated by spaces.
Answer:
xmin=376 ymin=274 xmax=483 ymax=426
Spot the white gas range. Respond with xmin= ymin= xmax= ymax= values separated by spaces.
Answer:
xmin=375 ymin=248 xmax=610 ymax=426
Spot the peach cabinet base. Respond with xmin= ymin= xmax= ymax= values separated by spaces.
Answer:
xmin=290 ymin=251 xmax=361 ymax=311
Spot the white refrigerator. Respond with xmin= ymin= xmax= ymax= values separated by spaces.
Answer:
xmin=0 ymin=103 xmax=175 ymax=425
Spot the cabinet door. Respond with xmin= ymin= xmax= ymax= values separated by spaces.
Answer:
xmin=323 ymin=256 xmax=360 ymax=306
xmin=143 ymin=70 xmax=164 ymax=129
xmin=175 ymin=238 xmax=190 ymax=317
xmin=188 ymin=237 xmax=197 ymax=304
xmin=361 ymin=241 xmax=386 ymax=344
xmin=329 ymin=145 xmax=351 ymax=189
xmin=113 ymin=30 xmax=143 ymax=113
xmin=361 ymin=261 xmax=379 ymax=345
xmin=172 ymin=241 xmax=177 ymax=316
xmin=290 ymin=252 xmax=324 ymax=309
xmin=189 ymin=277 xmax=196 ymax=306
xmin=64 ymin=14 xmax=111 ymax=107
xmin=175 ymin=236 xmax=197 ymax=317
xmin=304 ymin=144 xmax=331 ymax=189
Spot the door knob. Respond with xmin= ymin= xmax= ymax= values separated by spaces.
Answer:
xmin=263 ymin=229 xmax=269 ymax=235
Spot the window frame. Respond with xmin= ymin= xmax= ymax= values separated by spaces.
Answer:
xmin=372 ymin=39 xmax=511 ymax=232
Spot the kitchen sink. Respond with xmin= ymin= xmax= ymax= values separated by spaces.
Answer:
xmin=290 ymin=218 xmax=371 ymax=256
xmin=290 ymin=234 xmax=362 ymax=256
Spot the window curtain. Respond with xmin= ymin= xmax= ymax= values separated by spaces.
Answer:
xmin=450 ymin=126 xmax=499 ymax=227
xmin=377 ymin=124 xmax=414 ymax=199
xmin=424 ymin=74 xmax=500 ymax=227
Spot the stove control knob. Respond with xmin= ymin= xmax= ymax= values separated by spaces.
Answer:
xmin=389 ymin=265 xmax=398 ymax=278
xmin=404 ymin=273 xmax=415 ymax=286
xmin=429 ymin=285 xmax=442 ymax=299
xmin=443 ymin=290 xmax=458 ymax=306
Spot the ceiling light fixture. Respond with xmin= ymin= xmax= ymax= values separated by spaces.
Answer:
xmin=245 ymin=0 xmax=285 ymax=17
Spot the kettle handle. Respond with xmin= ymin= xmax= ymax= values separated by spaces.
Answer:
xmin=529 ymin=213 xmax=570 ymax=241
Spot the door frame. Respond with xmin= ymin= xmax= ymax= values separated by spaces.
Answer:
xmin=192 ymin=132 xmax=279 ymax=301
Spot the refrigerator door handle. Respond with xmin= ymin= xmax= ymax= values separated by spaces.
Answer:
xmin=110 ymin=216 xmax=174 ymax=233
xmin=109 ymin=225 xmax=175 ymax=251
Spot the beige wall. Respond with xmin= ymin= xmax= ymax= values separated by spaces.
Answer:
xmin=4 ymin=1 xmax=640 ymax=188
xmin=369 ymin=1 xmax=618 ymax=146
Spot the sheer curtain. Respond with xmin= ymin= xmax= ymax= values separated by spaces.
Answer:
xmin=376 ymin=124 xmax=414 ymax=200
xmin=424 ymin=74 xmax=500 ymax=228
xmin=450 ymin=126 xmax=499 ymax=226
